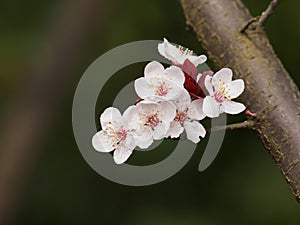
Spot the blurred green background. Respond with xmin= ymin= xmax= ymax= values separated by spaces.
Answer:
xmin=0 ymin=0 xmax=299 ymax=224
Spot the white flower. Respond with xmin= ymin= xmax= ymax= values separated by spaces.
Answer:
xmin=92 ymin=107 xmax=136 ymax=164
xmin=158 ymin=38 xmax=207 ymax=66
xmin=166 ymin=90 xmax=206 ymax=143
xmin=135 ymin=61 xmax=185 ymax=102
xmin=128 ymin=101 xmax=176 ymax=149
xmin=203 ymin=68 xmax=245 ymax=118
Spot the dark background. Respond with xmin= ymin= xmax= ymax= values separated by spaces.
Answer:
xmin=0 ymin=0 xmax=299 ymax=224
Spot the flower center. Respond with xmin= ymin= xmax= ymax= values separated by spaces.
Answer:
xmin=213 ymin=81 xmax=231 ymax=103
xmin=155 ymin=83 xmax=169 ymax=96
xmin=115 ymin=128 xmax=127 ymax=141
xmin=175 ymin=111 xmax=187 ymax=124
xmin=145 ymin=114 xmax=160 ymax=128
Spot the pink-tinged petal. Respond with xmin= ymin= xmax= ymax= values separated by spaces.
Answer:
xmin=113 ymin=145 xmax=133 ymax=164
xmin=203 ymin=96 xmax=221 ymax=118
xmin=188 ymin=99 xmax=206 ymax=120
xmin=164 ymin=66 xmax=185 ymax=85
xmin=100 ymin=107 xmax=122 ymax=130
xmin=172 ymin=89 xmax=191 ymax=112
xmin=224 ymin=100 xmax=246 ymax=114
xmin=204 ymin=75 xmax=214 ymax=96
xmin=92 ymin=131 xmax=115 ymax=152
xmin=134 ymin=77 xmax=156 ymax=100
xmin=184 ymin=121 xmax=206 ymax=143
xmin=166 ymin=121 xmax=184 ymax=138
xmin=227 ymin=79 xmax=245 ymax=99
xmin=144 ymin=61 xmax=165 ymax=78
xmin=213 ymin=68 xmax=233 ymax=83
xmin=153 ymin=122 xmax=169 ymax=140
xmin=182 ymin=59 xmax=198 ymax=80
xmin=157 ymin=101 xmax=177 ymax=123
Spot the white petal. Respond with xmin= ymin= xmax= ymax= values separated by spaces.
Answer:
xmin=186 ymin=54 xmax=207 ymax=67
xmin=213 ymin=68 xmax=233 ymax=83
xmin=203 ymin=96 xmax=221 ymax=118
xmin=166 ymin=121 xmax=184 ymax=138
xmin=153 ymin=122 xmax=169 ymax=140
xmin=134 ymin=129 xmax=154 ymax=149
xmin=122 ymin=105 xmax=136 ymax=129
xmin=144 ymin=61 xmax=165 ymax=78
xmin=224 ymin=100 xmax=246 ymax=114
xmin=92 ymin=130 xmax=115 ymax=152
xmin=113 ymin=145 xmax=133 ymax=164
xmin=158 ymin=38 xmax=181 ymax=63
xmin=164 ymin=66 xmax=185 ymax=85
xmin=123 ymin=134 xmax=136 ymax=149
xmin=188 ymin=99 xmax=206 ymax=120
xmin=100 ymin=107 xmax=122 ymax=130
xmin=172 ymin=89 xmax=191 ymax=111
xmin=157 ymin=101 xmax=177 ymax=123
xmin=134 ymin=77 xmax=156 ymax=100
xmin=227 ymin=79 xmax=245 ymax=99
xmin=184 ymin=121 xmax=206 ymax=143
xmin=204 ymin=75 xmax=214 ymax=96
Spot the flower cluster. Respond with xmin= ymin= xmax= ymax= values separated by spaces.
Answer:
xmin=92 ymin=38 xmax=246 ymax=164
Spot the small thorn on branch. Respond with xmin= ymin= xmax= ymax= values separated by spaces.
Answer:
xmin=241 ymin=0 xmax=280 ymax=32
xmin=209 ymin=120 xmax=255 ymax=133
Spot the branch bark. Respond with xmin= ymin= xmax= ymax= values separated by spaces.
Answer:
xmin=181 ymin=0 xmax=300 ymax=202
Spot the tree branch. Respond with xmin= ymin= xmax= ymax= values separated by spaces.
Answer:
xmin=210 ymin=120 xmax=255 ymax=133
xmin=242 ymin=0 xmax=280 ymax=32
xmin=181 ymin=0 xmax=300 ymax=202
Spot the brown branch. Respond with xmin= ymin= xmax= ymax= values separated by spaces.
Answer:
xmin=181 ymin=0 xmax=300 ymax=202
xmin=259 ymin=0 xmax=280 ymax=26
xmin=242 ymin=0 xmax=280 ymax=32
xmin=210 ymin=120 xmax=254 ymax=133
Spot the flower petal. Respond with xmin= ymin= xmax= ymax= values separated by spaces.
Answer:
xmin=92 ymin=130 xmax=115 ymax=152
xmin=100 ymin=107 xmax=122 ymax=130
xmin=144 ymin=61 xmax=165 ymax=78
xmin=113 ymin=145 xmax=133 ymax=164
xmin=213 ymin=68 xmax=233 ymax=83
xmin=227 ymin=79 xmax=245 ymax=99
xmin=158 ymin=38 xmax=181 ymax=63
xmin=134 ymin=128 xmax=154 ymax=149
xmin=157 ymin=101 xmax=176 ymax=123
xmin=172 ymin=89 xmax=191 ymax=112
xmin=188 ymin=98 xmax=206 ymax=120
xmin=204 ymin=75 xmax=214 ymax=96
xmin=224 ymin=100 xmax=246 ymax=114
xmin=166 ymin=121 xmax=184 ymax=138
xmin=134 ymin=77 xmax=156 ymax=100
xmin=164 ymin=66 xmax=185 ymax=85
xmin=184 ymin=121 xmax=206 ymax=143
xmin=203 ymin=96 xmax=221 ymax=118
xmin=186 ymin=54 xmax=207 ymax=67
xmin=153 ymin=122 xmax=169 ymax=140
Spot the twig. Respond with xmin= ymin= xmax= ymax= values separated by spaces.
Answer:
xmin=209 ymin=120 xmax=255 ymax=133
xmin=258 ymin=0 xmax=280 ymax=26
xmin=241 ymin=0 xmax=280 ymax=32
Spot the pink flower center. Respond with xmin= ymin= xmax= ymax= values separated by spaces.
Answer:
xmin=213 ymin=82 xmax=230 ymax=103
xmin=146 ymin=114 xmax=160 ymax=128
xmin=115 ymin=128 xmax=127 ymax=141
xmin=175 ymin=111 xmax=187 ymax=123
xmin=155 ymin=83 xmax=169 ymax=96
